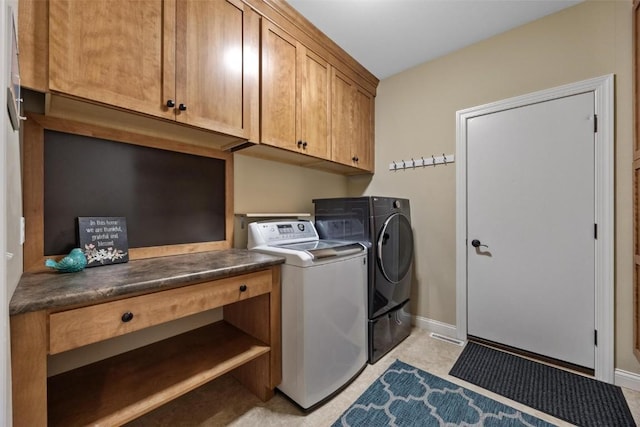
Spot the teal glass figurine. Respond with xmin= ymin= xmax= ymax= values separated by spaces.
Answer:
xmin=45 ymin=248 xmax=87 ymax=273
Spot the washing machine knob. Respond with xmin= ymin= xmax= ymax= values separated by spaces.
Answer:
xmin=393 ymin=200 xmax=401 ymax=209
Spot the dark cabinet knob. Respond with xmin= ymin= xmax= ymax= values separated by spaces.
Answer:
xmin=239 ymin=284 xmax=247 ymax=292
xmin=297 ymin=140 xmax=303 ymax=148
xmin=302 ymin=141 xmax=307 ymax=148
xmin=178 ymin=103 xmax=187 ymax=111
xmin=166 ymin=99 xmax=175 ymax=108
xmin=352 ymin=156 xmax=359 ymax=162
xmin=121 ymin=311 xmax=134 ymax=323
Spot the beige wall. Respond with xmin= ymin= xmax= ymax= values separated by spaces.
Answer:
xmin=350 ymin=0 xmax=638 ymax=374
xmin=233 ymin=154 xmax=350 ymax=216
xmin=232 ymin=154 xmax=349 ymax=249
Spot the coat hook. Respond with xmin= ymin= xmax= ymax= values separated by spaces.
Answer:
xmin=393 ymin=161 xmax=397 ymax=170
xmin=411 ymin=158 xmax=415 ymax=168
xmin=421 ymin=156 xmax=425 ymax=167
xmin=442 ymin=153 xmax=447 ymax=165
xmin=432 ymin=155 xmax=436 ymax=166
xmin=401 ymin=160 xmax=405 ymax=169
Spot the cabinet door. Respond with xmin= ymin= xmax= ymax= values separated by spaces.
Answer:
xmin=297 ymin=46 xmax=330 ymax=159
xmin=331 ymin=69 xmax=374 ymax=171
xmin=352 ymin=87 xmax=374 ymax=171
xmin=49 ymin=0 xmax=175 ymax=120
xmin=261 ymin=20 xmax=297 ymax=150
xmin=331 ymin=69 xmax=355 ymax=166
xmin=176 ymin=0 xmax=258 ymax=139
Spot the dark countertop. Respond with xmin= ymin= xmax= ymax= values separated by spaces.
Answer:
xmin=10 ymin=249 xmax=285 ymax=316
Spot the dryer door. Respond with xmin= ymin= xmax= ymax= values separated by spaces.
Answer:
xmin=377 ymin=213 xmax=414 ymax=283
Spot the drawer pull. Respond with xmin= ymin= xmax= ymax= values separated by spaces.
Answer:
xmin=121 ymin=312 xmax=134 ymax=323
xmin=239 ymin=284 xmax=247 ymax=292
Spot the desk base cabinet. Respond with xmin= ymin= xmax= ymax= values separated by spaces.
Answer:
xmin=11 ymin=267 xmax=282 ymax=426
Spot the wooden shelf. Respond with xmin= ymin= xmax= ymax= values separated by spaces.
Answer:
xmin=47 ymin=321 xmax=270 ymax=426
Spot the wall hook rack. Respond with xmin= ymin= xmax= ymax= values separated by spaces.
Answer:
xmin=389 ymin=153 xmax=455 ymax=171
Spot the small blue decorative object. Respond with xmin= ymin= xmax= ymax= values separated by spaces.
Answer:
xmin=45 ymin=248 xmax=87 ymax=273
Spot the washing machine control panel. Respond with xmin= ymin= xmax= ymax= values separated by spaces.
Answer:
xmin=248 ymin=220 xmax=319 ymax=247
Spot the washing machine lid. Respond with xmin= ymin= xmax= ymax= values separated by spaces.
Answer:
xmin=275 ymin=240 xmax=365 ymax=259
xmin=248 ymin=219 xmax=365 ymax=263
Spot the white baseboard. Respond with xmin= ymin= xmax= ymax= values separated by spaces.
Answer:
xmin=412 ymin=314 xmax=457 ymax=338
xmin=616 ymin=368 xmax=640 ymax=392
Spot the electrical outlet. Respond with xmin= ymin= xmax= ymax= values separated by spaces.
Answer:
xmin=20 ymin=216 xmax=25 ymax=245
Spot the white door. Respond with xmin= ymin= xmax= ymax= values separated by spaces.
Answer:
xmin=467 ymin=92 xmax=595 ymax=369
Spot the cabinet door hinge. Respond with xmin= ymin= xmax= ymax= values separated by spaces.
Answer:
xmin=594 ymin=329 xmax=598 ymax=346
xmin=594 ymin=223 xmax=597 ymax=239
xmin=594 ymin=114 xmax=598 ymax=133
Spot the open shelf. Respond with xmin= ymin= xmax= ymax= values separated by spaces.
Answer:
xmin=47 ymin=321 xmax=270 ymax=426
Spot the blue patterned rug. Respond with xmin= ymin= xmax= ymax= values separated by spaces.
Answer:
xmin=332 ymin=360 xmax=556 ymax=427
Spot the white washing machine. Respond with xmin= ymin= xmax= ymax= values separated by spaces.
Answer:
xmin=248 ymin=219 xmax=367 ymax=410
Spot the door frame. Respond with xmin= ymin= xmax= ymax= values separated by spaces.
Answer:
xmin=455 ymin=74 xmax=614 ymax=382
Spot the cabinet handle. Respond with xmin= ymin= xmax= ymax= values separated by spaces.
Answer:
xmin=297 ymin=140 xmax=303 ymax=148
xmin=121 ymin=311 xmax=134 ymax=323
xmin=166 ymin=99 xmax=175 ymax=108
xmin=239 ymin=284 xmax=247 ymax=292
xmin=178 ymin=103 xmax=187 ymax=111
xmin=302 ymin=141 xmax=308 ymax=149
xmin=352 ymin=156 xmax=359 ymax=162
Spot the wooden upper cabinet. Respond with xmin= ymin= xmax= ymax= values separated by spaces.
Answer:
xmin=48 ymin=0 xmax=258 ymax=140
xmin=352 ymin=86 xmax=374 ymax=171
xmin=19 ymin=0 xmax=49 ymax=92
xmin=331 ymin=69 xmax=353 ymax=166
xmin=261 ymin=20 xmax=297 ymax=150
xmin=176 ymin=0 xmax=258 ymax=139
xmin=297 ymin=46 xmax=330 ymax=159
xmin=49 ymin=0 xmax=174 ymax=121
xmin=331 ymin=68 xmax=374 ymax=172
xmin=261 ymin=20 xmax=331 ymax=158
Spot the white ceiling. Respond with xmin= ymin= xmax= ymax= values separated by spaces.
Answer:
xmin=286 ymin=0 xmax=582 ymax=80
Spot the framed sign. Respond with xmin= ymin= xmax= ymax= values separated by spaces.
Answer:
xmin=78 ymin=217 xmax=129 ymax=267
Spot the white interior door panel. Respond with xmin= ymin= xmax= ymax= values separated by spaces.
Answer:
xmin=467 ymin=92 xmax=595 ymax=369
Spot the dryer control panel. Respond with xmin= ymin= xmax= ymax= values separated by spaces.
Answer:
xmin=248 ymin=220 xmax=319 ymax=248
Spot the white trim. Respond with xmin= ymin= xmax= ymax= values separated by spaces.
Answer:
xmin=616 ymin=369 xmax=640 ymax=392
xmin=455 ymin=75 xmax=615 ymax=383
xmin=412 ymin=314 xmax=458 ymax=338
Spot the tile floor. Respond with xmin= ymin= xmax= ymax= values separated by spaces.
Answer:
xmin=127 ymin=328 xmax=640 ymax=426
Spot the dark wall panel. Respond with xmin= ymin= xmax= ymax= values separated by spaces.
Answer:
xmin=44 ymin=130 xmax=226 ymax=255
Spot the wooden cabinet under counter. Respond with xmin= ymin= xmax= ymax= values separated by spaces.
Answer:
xmin=9 ymin=251 xmax=283 ymax=426
xmin=48 ymin=270 xmax=272 ymax=354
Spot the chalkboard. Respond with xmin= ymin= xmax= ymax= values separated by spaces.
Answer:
xmin=43 ymin=130 xmax=226 ymax=256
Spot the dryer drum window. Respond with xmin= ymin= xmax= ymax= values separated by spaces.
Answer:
xmin=377 ymin=213 xmax=414 ymax=283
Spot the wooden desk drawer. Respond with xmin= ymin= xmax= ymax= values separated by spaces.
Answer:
xmin=49 ymin=270 xmax=272 ymax=354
